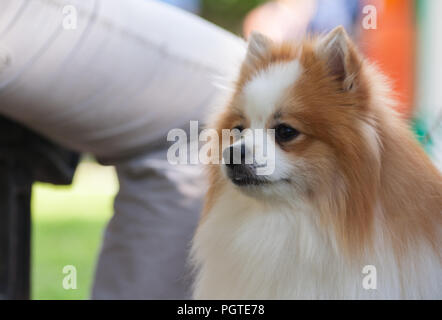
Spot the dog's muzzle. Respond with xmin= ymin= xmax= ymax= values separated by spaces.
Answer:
xmin=223 ymin=143 xmax=268 ymax=186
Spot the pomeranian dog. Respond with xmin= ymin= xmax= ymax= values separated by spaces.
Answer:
xmin=191 ymin=27 xmax=442 ymax=299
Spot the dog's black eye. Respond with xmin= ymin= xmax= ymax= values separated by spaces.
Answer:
xmin=274 ymin=124 xmax=300 ymax=143
xmin=232 ymin=125 xmax=244 ymax=132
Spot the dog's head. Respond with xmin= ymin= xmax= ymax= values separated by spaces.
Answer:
xmin=212 ymin=27 xmax=382 ymax=207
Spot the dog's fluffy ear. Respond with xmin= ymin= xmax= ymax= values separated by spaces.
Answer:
xmin=317 ymin=26 xmax=362 ymax=91
xmin=245 ymin=32 xmax=273 ymax=69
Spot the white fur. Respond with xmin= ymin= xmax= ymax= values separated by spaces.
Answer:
xmin=192 ymin=188 xmax=441 ymax=299
xmin=243 ymin=60 xmax=302 ymax=124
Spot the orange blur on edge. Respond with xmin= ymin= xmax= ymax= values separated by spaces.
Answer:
xmin=360 ymin=0 xmax=415 ymax=117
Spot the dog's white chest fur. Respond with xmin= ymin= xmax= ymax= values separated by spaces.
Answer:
xmin=191 ymin=188 xmax=441 ymax=299
xmin=191 ymin=188 xmax=359 ymax=299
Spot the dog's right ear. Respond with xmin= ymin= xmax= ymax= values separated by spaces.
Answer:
xmin=245 ymin=32 xmax=273 ymax=69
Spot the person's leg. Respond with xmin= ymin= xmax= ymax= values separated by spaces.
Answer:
xmin=93 ymin=149 xmax=205 ymax=299
xmin=0 ymin=0 xmax=245 ymax=298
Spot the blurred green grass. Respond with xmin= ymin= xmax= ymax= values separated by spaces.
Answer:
xmin=31 ymin=162 xmax=117 ymax=300
xmin=201 ymin=0 xmax=267 ymax=34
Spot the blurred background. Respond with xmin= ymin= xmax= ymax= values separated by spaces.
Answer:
xmin=30 ymin=0 xmax=441 ymax=299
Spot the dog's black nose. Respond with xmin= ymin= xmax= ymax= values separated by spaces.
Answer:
xmin=225 ymin=142 xmax=246 ymax=168
xmin=223 ymin=143 xmax=263 ymax=186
